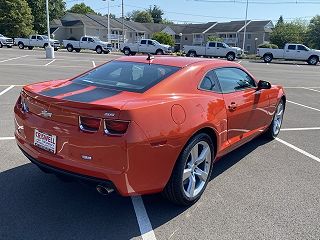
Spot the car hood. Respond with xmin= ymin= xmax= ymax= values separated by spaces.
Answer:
xmin=231 ymin=47 xmax=242 ymax=51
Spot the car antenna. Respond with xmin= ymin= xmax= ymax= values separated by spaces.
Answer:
xmin=146 ymin=53 xmax=154 ymax=65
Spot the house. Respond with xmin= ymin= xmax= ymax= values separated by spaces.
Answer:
xmin=51 ymin=13 xmax=273 ymax=53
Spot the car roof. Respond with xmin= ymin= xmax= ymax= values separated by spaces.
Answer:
xmin=115 ymin=56 xmax=234 ymax=68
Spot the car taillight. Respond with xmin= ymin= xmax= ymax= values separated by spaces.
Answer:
xmin=79 ymin=116 xmax=101 ymax=132
xmin=104 ymin=120 xmax=130 ymax=136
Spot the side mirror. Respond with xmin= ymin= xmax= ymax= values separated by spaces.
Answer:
xmin=257 ymin=80 xmax=271 ymax=90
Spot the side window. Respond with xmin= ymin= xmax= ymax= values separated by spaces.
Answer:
xmin=148 ymin=40 xmax=154 ymax=45
xmin=31 ymin=36 xmax=36 ymax=40
xmin=37 ymin=36 xmax=43 ymax=40
xmin=214 ymin=68 xmax=256 ymax=93
xmin=208 ymin=42 xmax=216 ymax=47
xmin=288 ymin=45 xmax=296 ymax=50
xmin=217 ymin=42 xmax=224 ymax=48
xmin=199 ymin=70 xmax=221 ymax=93
xmin=140 ymin=40 xmax=147 ymax=45
xmin=88 ymin=38 xmax=94 ymax=42
xmin=82 ymin=37 xmax=87 ymax=42
xmin=297 ymin=45 xmax=308 ymax=51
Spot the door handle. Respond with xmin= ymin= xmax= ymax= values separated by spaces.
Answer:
xmin=228 ymin=102 xmax=237 ymax=111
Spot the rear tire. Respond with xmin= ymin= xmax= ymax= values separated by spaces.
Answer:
xmin=307 ymin=56 xmax=319 ymax=65
xmin=264 ymin=99 xmax=285 ymax=140
xmin=263 ymin=54 xmax=273 ymax=63
xmin=123 ymin=48 xmax=131 ymax=56
xmin=0 ymin=42 xmax=3 ymax=48
xmin=18 ymin=42 xmax=25 ymax=49
xmin=162 ymin=133 xmax=214 ymax=206
xmin=226 ymin=52 xmax=236 ymax=61
xmin=67 ymin=44 xmax=73 ymax=52
xmin=187 ymin=51 xmax=197 ymax=57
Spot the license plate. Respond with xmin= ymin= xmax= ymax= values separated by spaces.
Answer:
xmin=34 ymin=129 xmax=57 ymax=154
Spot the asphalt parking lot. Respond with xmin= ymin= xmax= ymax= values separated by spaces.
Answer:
xmin=1 ymin=47 xmax=320 ymax=240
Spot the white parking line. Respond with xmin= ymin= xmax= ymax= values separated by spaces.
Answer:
xmin=44 ymin=59 xmax=56 ymax=66
xmin=237 ymin=60 xmax=242 ymax=64
xmin=92 ymin=61 xmax=96 ymax=68
xmin=287 ymin=100 xmax=320 ymax=112
xmin=0 ymin=55 xmax=28 ymax=63
xmin=302 ymin=87 xmax=320 ymax=93
xmin=0 ymin=137 xmax=15 ymax=141
xmin=285 ymin=87 xmax=320 ymax=89
xmin=282 ymin=127 xmax=320 ymax=131
xmin=276 ymin=138 xmax=320 ymax=163
xmin=0 ymin=85 xmax=15 ymax=96
xmin=131 ymin=196 xmax=157 ymax=240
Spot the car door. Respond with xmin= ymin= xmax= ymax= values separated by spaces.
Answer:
xmin=296 ymin=45 xmax=310 ymax=60
xmin=80 ymin=37 xmax=88 ymax=49
xmin=29 ymin=35 xmax=37 ymax=46
xmin=37 ymin=36 xmax=44 ymax=47
xmin=139 ymin=40 xmax=148 ymax=53
xmin=87 ymin=37 xmax=96 ymax=50
xmin=284 ymin=44 xmax=297 ymax=60
xmin=214 ymin=67 xmax=270 ymax=146
xmin=206 ymin=42 xmax=216 ymax=56
xmin=215 ymin=42 xmax=227 ymax=57
xmin=147 ymin=40 xmax=156 ymax=54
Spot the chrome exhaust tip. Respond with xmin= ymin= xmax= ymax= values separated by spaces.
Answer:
xmin=96 ymin=185 xmax=114 ymax=195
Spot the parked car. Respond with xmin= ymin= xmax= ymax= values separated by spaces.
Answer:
xmin=183 ymin=42 xmax=243 ymax=61
xmin=120 ymin=39 xmax=173 ymax=55
xmin=257 ymin=43 xmax=320 ymax=65
xmin=0 ymin=34 xmax=14 ymax=48
xmin=63 ymin=36 xmax=111 ymax=54
xmin=14 ymin=35 xmax=60 ymax=51
xmin=15 ymin=56 xmax=285 ymax=206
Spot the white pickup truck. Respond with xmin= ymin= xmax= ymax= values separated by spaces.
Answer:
xmin=120 ymin=39 xmax=173 ymax=56
xmin=63 ymin=36 xmax=111 ymax=54
xmin=183 ymin=42 xmax=243 ymax=61
xmin=257 ymin=43 xmax=320 ymax=65
xmin=15 ymin=35 xmax=60 ymax=51
xmin=0 ymin=34 xmax=14 ymax=48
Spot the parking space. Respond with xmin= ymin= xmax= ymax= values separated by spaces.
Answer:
xmin=0 ymin=48 xmax=320 ymax=239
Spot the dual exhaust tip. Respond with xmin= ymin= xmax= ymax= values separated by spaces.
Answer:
xmin=96 ymin=185 xmax=114 ymax=195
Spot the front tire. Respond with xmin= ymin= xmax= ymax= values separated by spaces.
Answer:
xmin=0 ymin=42 xmax=3 ymax=48
xmin=307 ymin=56 xmax=319 ymax=65
xmin=187 ymin=51 xmax=197 ymax=57
xmin=96 ymin=46 xmax=103 ymax=54
xmin=264 ymin=99 xmax=285 ymax=139
xmin=163 ymin=133 xmax=214 ymax=206
xmin=156 ymin=49 xmax=164 ymax=55
xmin=67 ymin=45 xmax=74 ymax=52
xmin=28 ymin=46 xmax=34 ymax=50
xmin=226 ymin=52 xmax=236 ymax=61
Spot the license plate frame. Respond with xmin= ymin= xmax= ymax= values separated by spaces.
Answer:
xmin=34 ymin=129 xmax=57 ymax=154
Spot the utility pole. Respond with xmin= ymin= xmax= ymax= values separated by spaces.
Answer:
xmin=45 ymin=0 xmax=54 ymax=59
xmin=242 ymin=0 xmax=249 ymax=52
xmin=122 ymin=0 xmax=124 ymax=42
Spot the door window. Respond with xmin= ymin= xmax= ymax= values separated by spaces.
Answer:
xmin=287 ymin=45 xmax=296 ymax=50
xmin=37 ymin=36 xmax=43 ymax=40
xmin=214 ymin=68 xmax=256 ymax=93
xmin=148 ymin=40 xmax=154 ymax=45
xmin=217 ymin=42 xmax=225 ymax=48
xmin=208 ymin=42 xmax=216 ymax=47
xmin=140 ymin=40 xmax=147 ymax=44
xmin=88 ymin=38 xmax=94 ymax=42
xmin=31 ymin=36 xmax=36 ymax=40
xmin=199 ymin=70 xmax=221 ymax=93
xmin=82 ymin=37 xmax=88 ymax=41
xmin=297 ymin=45 xmax=308 ymax=51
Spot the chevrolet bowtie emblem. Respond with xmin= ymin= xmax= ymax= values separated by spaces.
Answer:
xmin=40 ymin=110 xmax=52 ymax=118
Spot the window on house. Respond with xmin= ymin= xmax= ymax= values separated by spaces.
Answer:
xmin=130 ymin=33 xmax=133 ymax=38
xmin=246 ymin=45 xmax=251 ymax=51
xmin=70 ymin=29 xmax=73 ymax=34
xmin=185 ymin=37 xmax=188 ymax=40
xmin=247 ymin=34 xmax=251 ymax=39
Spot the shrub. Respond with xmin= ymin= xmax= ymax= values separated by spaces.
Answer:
xmin=258 ymin=43 xmax=279 ymax=49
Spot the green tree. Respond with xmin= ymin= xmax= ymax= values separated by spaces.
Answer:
xmin=306 ymin=15 xmax=320 ymax=49
xmin=68 ymin=3 xmax=95 ymax=15
xmin=207 ymin=35 xmax=223 ymax=42
xmin=152 ymin=32 xmax=174 ymax=46
xmin=276 ymin=16 xmax=284 ymax=26
xmin=148 ymin=5 xmax=164 ymax=24
xmin=131 ymin=10 xmax=153 ymax=23
xmin=0 ymin=0 xmax=33 ymax=37
xmin=161 ymin=19 xmax=174 ymax=25
xmin=270 ymin=20 xmax=308 ymax=48
xmin=27 ymin=0 xmax=66 ymax=34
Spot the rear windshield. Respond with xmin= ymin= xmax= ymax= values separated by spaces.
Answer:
xmin=73 ymin=61 xmax=180 ymax=92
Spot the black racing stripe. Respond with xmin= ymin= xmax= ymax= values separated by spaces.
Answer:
xmin=40 ymin=83 xmax=88 ymax=97
xmin=62 ymin=88 xmax=121 ymax=102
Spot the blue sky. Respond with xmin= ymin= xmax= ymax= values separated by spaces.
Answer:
xmin=66 ymin=0 xmax=320 ymax=24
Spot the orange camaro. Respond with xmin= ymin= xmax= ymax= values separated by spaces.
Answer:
xmin=15 ymin=56 xmax=285 ymax=205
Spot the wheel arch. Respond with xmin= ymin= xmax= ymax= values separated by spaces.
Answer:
xmin=263 ymin=52 xmax=273 ymax=57
xmin=308 ymin=55 xmax=319 ymax=61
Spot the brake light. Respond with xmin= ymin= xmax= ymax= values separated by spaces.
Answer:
xmin=79 ymin=116 xmax=101 ymax=132
xmin=104 ymin=120 xmax=130 ymax=135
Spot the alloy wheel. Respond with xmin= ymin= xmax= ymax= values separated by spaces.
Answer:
xmin=183 ymin=141 xmax=212 ymax=198
xmin=273 ymin=101 xmax=284 ymax=135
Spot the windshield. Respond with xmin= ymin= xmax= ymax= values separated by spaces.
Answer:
xmin=223 ymin=43 xmax=230 ymax=48
xmin=42 ymin=36 xmax=48 ymax=39
xmin=93 ymin=37 xmax=101 ymax=41
xmin=153 ymin=40 xmax=160 ymax=45
xmin=73 ymin=61 xmax=180 ymax=93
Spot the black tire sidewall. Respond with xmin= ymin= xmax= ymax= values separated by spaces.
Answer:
xmin=227 ymin=52 xmax=235 ymax=61
xmin=0 ymin=42 xmax=3 ymax=48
